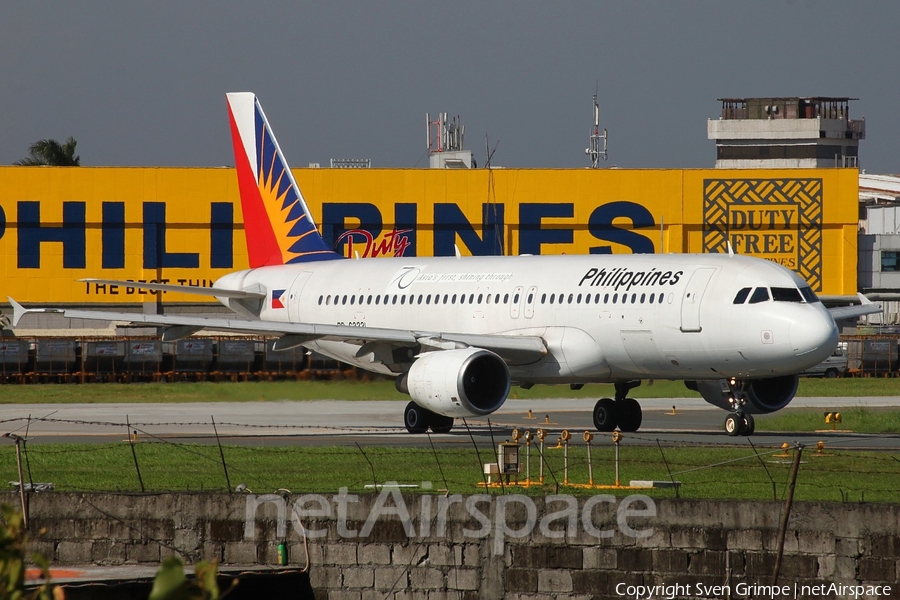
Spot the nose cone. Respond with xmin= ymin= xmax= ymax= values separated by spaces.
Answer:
xmin=789 ymin=308 xmax=839 ymax=362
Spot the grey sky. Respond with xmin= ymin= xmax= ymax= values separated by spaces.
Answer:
xmin=2 ymin=2 xmax=898 ymax=172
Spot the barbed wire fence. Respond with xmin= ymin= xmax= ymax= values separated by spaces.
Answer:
xmin=2 ymin=415 xmax=900 ymax=505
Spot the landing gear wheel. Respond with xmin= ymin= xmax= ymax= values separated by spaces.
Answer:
xmin=430 ymin=414 xmax=454 ymax=434
xmin=404 ymin=401 xmax=430 ymax=434
xmin=724 ymin=414 xmax=741 ymax=437
xmin=617 ymin=398 xmax=643 ymax=432
xmin=593 ymin=398 xmax=618 ymax=432
xmin=742 ymin=414 xmax=755 ymax=436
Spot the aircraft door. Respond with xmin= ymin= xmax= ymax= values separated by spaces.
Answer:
xmin=524 ymin=286 xmax=538 ymax=319
xmin=680 ymin=268 xmax=716 ymax=332
xmin=510 ymin=286 xmax=524 ymax=319
xmin=288 ymin=272 xmax=313 ymax=322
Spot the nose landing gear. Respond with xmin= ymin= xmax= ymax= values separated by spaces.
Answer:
xmin=592 ymin=381 xmax=643 ymax=433
xmin=724 ymin=378 xmax=755 ymax=436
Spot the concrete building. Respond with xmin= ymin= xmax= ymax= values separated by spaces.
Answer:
xmin=857 ymin=174 xmax=900 ymax=324
xmin=708 ymin=97 xmax=865 ymax=169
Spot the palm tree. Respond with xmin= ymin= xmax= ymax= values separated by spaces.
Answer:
xmin=14 ymin=137 xmax=80 ymax=166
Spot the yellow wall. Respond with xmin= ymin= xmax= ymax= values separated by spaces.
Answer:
xmin=0 ymin=167 xmax=858 ymax=303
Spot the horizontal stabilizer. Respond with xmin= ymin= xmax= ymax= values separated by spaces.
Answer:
xmin=78 ymin=279 xmax=266 ymax=299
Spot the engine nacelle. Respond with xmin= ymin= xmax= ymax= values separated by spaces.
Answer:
xmin=399 ymin=348 xmax=510 ymax=418
xmin=690 ymin=374 xmax=799 ymax=414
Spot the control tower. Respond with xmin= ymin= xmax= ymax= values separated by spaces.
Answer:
xmin=708 ymin=97 xmax=865 ymax=168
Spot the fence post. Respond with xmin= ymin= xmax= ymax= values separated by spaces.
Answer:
xmin=126 ymin=416 xmax=146 ymax=492
xmin=772 ymin=443 xmax=803 ymax=584
xmin=212 ymin=416 xmax=233 ymax=493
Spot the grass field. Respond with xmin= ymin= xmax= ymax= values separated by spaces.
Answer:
xmin=2 ymin=380 xmax=898 ymax=501
xmin=756 ymin=406 xmax=900 ymax=434
xmin=1 ymin=376 xmax=900 ymax=404
xmin=1 ymin=440 xmax=897 ymax=503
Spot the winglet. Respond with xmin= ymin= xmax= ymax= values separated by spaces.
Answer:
xmin=8 ymin=297 xmax=44 ymax=327
xmin=858 ymin=292 xmax=874 ymax=305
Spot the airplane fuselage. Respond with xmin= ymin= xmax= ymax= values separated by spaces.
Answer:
xmin=215 ymin=252 xmax=838 ymax=385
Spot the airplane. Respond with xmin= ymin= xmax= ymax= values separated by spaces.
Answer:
xmin=9 ymin=92 xmax=882 ymax=436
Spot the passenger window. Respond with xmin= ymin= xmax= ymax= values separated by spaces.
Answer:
xmin=350 ymin=296 xmax=355 ymax=305
xmin=495 ymin=294 xmax=500 ymax=304
xmin=375 ymin=296 xmax=380 ymax=305
xmin=342 ymin=295 xmax=348 ymax=305
xmin=772 ymin=287 xmax=803 ymax=303
xmin=733 ymin=287 xmax=752 ymax=304
xmin=540 ymin=293 xmax=546 ymax=304
xmin=649 ymin=293 xmax=655 ymax=303
xmin=514 ymin=293 xmax=520 ymax=304
xmin=452 ymin=294 xmax=458 ymax=304
xmin=576 ymin=294 xmax=582 ymax=303
xmin=567 ymin=294 xmax=573 ymax=304
xmin=640 ymin=293 xmax=646 ymax=303
xmin=470 ymin=294 xmax=475 ymax=304
xmin=504 ymin=294 xmax=509 ymax=304
xmin=443 ymin=294 xmax=449 ymax=304
xmin=460 ymin=295 xmax=466 ymax=305
xmin=612 ymin=293 xmax=618 ymax=303
xmin=526 ymin=293 xmax=532 ymax=304
xmin=392 ymin=295 xmax=398 ymax=305
xmin=604 ymin=293 xmax=609 ymax=303
xmin=749 ymin=288 xmax=770 ymax=304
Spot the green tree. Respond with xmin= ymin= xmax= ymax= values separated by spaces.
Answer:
xmin=14 ymin=137 xmax=80 ymax=166
xmin=0 ymin=503 xmax=60 ymax=600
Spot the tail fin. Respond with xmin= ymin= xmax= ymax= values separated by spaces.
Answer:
xmin=226 ymin=92 xmax=340 ymax=268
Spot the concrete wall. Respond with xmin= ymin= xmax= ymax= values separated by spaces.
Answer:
xmin=5 ymin=492 xmax=900 ymax=600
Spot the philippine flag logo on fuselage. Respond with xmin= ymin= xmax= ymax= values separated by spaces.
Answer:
xmin=272 ymin=289 xmax=286 ymax=309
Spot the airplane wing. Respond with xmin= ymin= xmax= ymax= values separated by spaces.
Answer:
xmin=8 ymin=298 xmax=547 ymax=365
xmin=826 ymin=293 xmax=882 ymax=321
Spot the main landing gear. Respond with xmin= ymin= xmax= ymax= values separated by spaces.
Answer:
xmin=723 ymin=378 xmax=755 ymax=436
xmin=592 ymin=381 xmax=643 ymax=433
xmin=404 ymin=401 xmax=454 ymax=434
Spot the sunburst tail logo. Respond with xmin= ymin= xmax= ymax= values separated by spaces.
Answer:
xmin=227 ymin=92 xmax=341 ymax=268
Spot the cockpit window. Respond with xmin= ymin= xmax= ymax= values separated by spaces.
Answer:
xmin=771 ymin=287 xmax=803 ymax=303
xmin=733 ymin=287 xmax=751 ymax=304
xmin=799 ymin=286 xmax=820 ymax=303
xmin=748 ymin=287 xmax=770 ymax=304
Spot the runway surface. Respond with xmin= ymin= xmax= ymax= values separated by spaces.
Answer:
xmin=3 ymin=397 xmax=900 ymax=450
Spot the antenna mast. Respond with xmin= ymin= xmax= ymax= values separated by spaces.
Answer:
xmin=585 ymin=93 xmax=608 ymax=168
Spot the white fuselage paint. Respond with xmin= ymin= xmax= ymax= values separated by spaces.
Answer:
xmin=214 ymin=253 xmax=838 ymax=384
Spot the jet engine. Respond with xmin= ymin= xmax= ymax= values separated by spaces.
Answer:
xmin=690 ymin=374 xmax=799 ymax=414
xmin=397 ymin=348 xmax=510 ymax=418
